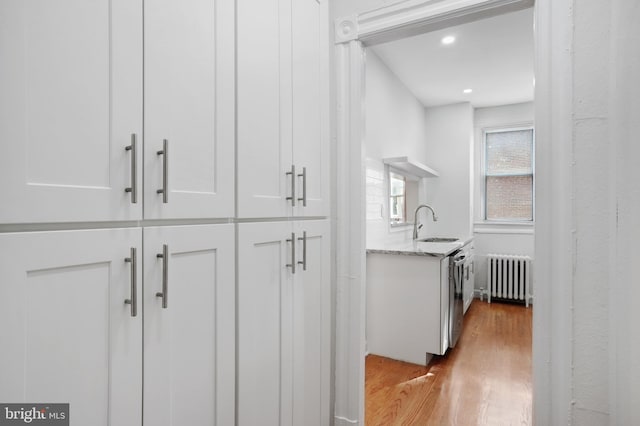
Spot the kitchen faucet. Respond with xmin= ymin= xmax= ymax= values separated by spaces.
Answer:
xmin=413 ymin=204 xmax=438 ymax=240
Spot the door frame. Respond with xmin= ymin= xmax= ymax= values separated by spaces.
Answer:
xmin=332 ymin=0 xmax=574 ymax=424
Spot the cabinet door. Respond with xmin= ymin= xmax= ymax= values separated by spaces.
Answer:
xmin=440 ymin=257 xmax=450 ymax=354
xmin=292 ymin=0 xmax=329 ymax=217
xmin=145 ymin=0 xmax=234 ymax=219
xmin=143 ymin=224 xmax=234 ymax=426
xmin=237 ymin=0 xmax=293 ymax=218
xmin=0 ymin=0 xmax=142 ymax=223
xmin=464 ymin=256 xmax=475 ymax=314
xmin=0 ymin=228 xmax=142 ymax=426
xmin=238 ymin=222 xmax=294 ymax=426
xmin=292 ymin=220 xmax=330 ymax=426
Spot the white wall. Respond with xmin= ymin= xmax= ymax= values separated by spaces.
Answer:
xmin=364 ymin=49 xmax=430 ymax=245
xmin=423 ymin=102 xmax=474 ymax=239
xmin=473 ymin=102 xmax=534 ymax=291
xmin=534 ymin=0 xmax=640 ymax=424
xmin=364 ymin=50 xmax=429 ymax=161
xmin=611 ymin=1 xmax=640 ymax=423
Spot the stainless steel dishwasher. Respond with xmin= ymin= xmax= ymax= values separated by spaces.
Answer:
xmin=449 ymin=250 xmax=466 ymax=348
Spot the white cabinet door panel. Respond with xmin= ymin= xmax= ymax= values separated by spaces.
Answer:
xmin=143 ymin=224 xmax=234 ymax=426
xmin=292 ymin=0 xmax=329 ymax=217
xmin=0 ymin=0 xmax=142 ymax=223
xmin=238 ymin=220 xmax=330 ymax=426
xmin=238 ymin=222 xmax=293 ymax=426
xmin=145 ymin=0 xmax=234 ymax=219
xmin=237 ymin=0 xmax=293 ymax=218
xmin=0 ymin=228 xmax=142 ymax=426
xmin=292 ymin=220 xmax=330 ymax=426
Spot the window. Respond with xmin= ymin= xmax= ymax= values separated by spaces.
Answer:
xmin=389 ymin=172 xmax=406 ymax=224
xmin=484 ymin=128 xmax=534 ymax=221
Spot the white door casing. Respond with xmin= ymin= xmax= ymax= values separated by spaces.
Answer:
xmin=0 ymin=0 xmax=143 ymax=223
xmin=143 ymin=224 xmax=235 ymax=426
xmin=0 ymin=228 xmax=142 ymax=426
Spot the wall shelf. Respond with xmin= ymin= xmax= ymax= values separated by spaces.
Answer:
xmin=383 ymin=156 xmax=439 ymax=178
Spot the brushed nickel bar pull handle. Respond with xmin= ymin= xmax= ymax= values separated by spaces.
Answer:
xmin=286 ymin=165 xmax=296 ymax=206
xmin=124 ymin=247 xmax=138 ymax=317
xmin=297 ymin=167 xmax=307 ymax=207
xmin=157 ymin=139 xmax=168 ymax=203
xmin=297 ymin=231 xmax=307 ymax=271
xmin=156 ymin=244 xmax=169 ymax=308
xmin=286 ymin=233 xmax=296 ymax=274
xmin=124 ymin=134 xmax=137 ymax=203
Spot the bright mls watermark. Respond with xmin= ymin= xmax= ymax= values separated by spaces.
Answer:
xmin=0 ymin=404 xmax=68 ymax=425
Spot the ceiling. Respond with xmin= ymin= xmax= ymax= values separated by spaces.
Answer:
xmin=369 ymin=8 xmax=534 ymax=108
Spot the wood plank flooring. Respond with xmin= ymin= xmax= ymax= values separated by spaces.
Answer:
xmin=365 ymin=300 xmax=532 ymax=426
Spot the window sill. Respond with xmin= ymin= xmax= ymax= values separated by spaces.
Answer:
xmin=473 ymin=221 xmax=534 ymax=235
xmin=389 ymin=222 xmax=413 ymax=233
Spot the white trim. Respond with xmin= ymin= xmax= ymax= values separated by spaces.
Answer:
xmin=473 ymin=224 xmax=534 ymax=235
xmin=332 ymin=1 xmax=562 ymax=425
xmin=334 ymin=40 xmax=366 ymax=426
xmin=335 ymin=416 xmax=360 ymax=426
xmin=532 ymin=0 xmax=573 ymax=424
xmin=335 ymin=0 xmax=534 ymax=45
xmin=356 ymin=0 xmax=533 ymax=45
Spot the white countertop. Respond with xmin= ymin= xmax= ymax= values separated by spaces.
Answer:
xmin=366 ymin=236 xmax=473 ymax=257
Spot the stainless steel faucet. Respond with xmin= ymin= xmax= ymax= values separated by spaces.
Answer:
xmin=413 ymin=204 xmax=438 ymax=240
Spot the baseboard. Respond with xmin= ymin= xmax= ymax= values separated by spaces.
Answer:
xmin=335 ymin=415 xmax=360 ymax=425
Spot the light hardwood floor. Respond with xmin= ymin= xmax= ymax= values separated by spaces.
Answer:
xmin=365 ymin=300 xmax=532 ymax=426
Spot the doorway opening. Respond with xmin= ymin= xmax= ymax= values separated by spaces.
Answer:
xmin=361 ymin=6 xmax=535 ymax=424
xmin=331 ymin=1 xmax=548 ymax=425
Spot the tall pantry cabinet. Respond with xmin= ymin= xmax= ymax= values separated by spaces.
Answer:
xmin=0 ymin=1 xmax=330 ymax=426
xmin=236 ymin=0 xmax=330 ymax=424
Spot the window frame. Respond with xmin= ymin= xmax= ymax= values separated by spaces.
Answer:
xmin=388 ymin=171 xmax=407 ymax=226
xmin=482 ymin=125 xmax=535 ymax=223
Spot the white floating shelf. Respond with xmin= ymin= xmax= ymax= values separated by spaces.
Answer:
xmin=383 ymin=156 xmax=439 ymax=178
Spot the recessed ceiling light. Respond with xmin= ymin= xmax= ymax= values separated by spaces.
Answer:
xmin=441 ymin=35 xmax=456 ymax=45
xmin=463 ymin=88 xmax=473 ymax=94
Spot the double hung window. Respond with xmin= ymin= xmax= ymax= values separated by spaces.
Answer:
xmin=484 ymin=128 xmax=534 ymax=221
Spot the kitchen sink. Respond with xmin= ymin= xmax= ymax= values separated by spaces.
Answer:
xmin=417 ymin=237 xmax=459 ymax=243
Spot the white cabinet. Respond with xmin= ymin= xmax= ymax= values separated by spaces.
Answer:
xmin=462 ymin=243 xmax=475 ymax=314
xmin=237 ymin=0 xmax=329 ymax=218
xmin=366 ymin=253 xmax=450 ymax=364
xmin=0 ymin=228 xmax=143 ymax=426
xmin=144 ymin=0 xmax=235 ymax=219
xmin=0 ymin=0 xmax=236 ymax=223
xmin=0 ymin=0 xmax=143 ymax=223
xmin=238 ymin=220 xmax=330 ymax=426
xmin=0 ymin=225 xmax=235 ymax=426
xmin=143 ymin=224 xmax=235 ymax=426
